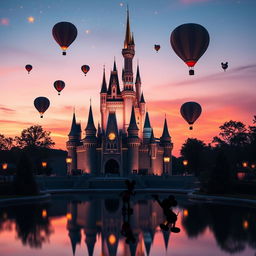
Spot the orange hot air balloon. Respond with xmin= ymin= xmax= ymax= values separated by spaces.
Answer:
xmin=154 ymin=44 xmax=160 ymax=52
xmin=52 ymin=22 xmax=77 ymax=55
xmin=170 ymin=23 xmax=210 ymax=75
xmin=34 ymin=97 xmax=50 ymax=118
xmin=25 ymin=64 xmax=33 ymax=74
xmin=81 ymin=65 xmax=90 ymax=76
xmin=180 ymin=102 xmax=202 ymax=130
xmin=54 ymin=80 xmax=65 ymax=95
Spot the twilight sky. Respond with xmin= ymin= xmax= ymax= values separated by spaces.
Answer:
xmin=0 ymin=0 xmax=255 ymax=156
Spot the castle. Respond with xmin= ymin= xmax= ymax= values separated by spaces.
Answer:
xmin=66 ymin=11 xmax=173 ymax=176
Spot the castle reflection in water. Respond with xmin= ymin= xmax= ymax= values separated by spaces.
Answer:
xmin=0 ymin=194 xmax=256 ymax=256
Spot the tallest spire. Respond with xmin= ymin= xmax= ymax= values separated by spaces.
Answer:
xmin=124 ymin=6 xmax=132 ymax=48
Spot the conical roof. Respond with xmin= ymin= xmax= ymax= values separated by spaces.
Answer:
xmin=100 ymin=67 xmax=107 ymax=93
xmin=160 ymin=118 xmax=171 ymax=142
xmin=85 ymin=105 xmax=96 ymax=135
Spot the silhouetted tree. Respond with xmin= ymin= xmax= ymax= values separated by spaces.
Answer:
xmin=212 ymin=120 xmax=248 ymax=147
xmin=0 ymin=134 xmax=14 ymax=150
xmin=15 ymin=125 xmax=55 ymax=149
xmin=180 ymin=138 xmax=210 ymax=176
xmin=13 ymin=153 xmax=38 ymax=195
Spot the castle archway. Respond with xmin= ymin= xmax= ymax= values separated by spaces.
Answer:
xmin=105 ymin=159 xmax=119 ymax=174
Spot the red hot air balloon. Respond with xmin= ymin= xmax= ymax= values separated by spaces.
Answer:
xmin=52 ymin=22 xmax=78 ymax=55
xmin=81 ymin=65 xmax=90 ymax=76
xmin=180 ymin=102 xmax=202 ymax=130
xmin=54 ymin=80 xmax=65 ymax=95
xmin=34 ymin=97 xmax=50 ymax=118
xmin=170 ymin=23 xmax=210 ymax=75
xmin=25 ymin=64 xmax=33 ymax=74
xmin=154 ymin=44 xmax=160 ymax=52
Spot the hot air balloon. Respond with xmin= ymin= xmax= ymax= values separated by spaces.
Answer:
xmin=180 ymin=102 xmax=202 ymax=130
xmin=54 ymin=80 xmax=65 ymax=95
xmin=154 ymin=44 xmax=160 ymax=52
xmin=81 ymin=65 xmax=90 ymax=76
xmin=34 ymin=97 xmax=50 ymax=118
xmin=52 ymin=22 xmax=77 ymax=55
xmin=221 ymin=62 xmax=228 ymax=71
xmin=25 ymin=64 xmax=33 ymax=74
xmin=170 ymin=23 xmax=210 ymax=75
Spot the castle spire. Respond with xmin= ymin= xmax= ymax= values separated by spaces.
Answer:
xmin=140 ymin=92 xmax=145 ymax=103
xmin=68 ymin=112 xmax=79 ymax=137
xmin=144 ymin=112 xmax=151 ymax=129
xmin=160 ymin=117 xmax=171 ymax=142
xmin=124 ymin=7 xmax=132 ymax=48
xmin=128 ymin=106 xmax=139 ymax=133
xmin=135 ymin=63 xmax=141 ymax=84
xmin=100 ymin=67 xmax=107 ymax=93
xmin=85 ymin=104 xmax=96 ymax=136
xmin=113 ymin=57 xmax=117 ymax=72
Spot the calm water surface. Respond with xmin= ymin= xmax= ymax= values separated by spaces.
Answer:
xmin=0 ymin=193 xmax=255 ymax=256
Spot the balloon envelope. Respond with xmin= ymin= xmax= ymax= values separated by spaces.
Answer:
xmin=25 ymin=64 xmax=32 ymax=74
xmin=52 ymin=22 xmax=77 ymax=55
xmin=34 ymin=97 xmax=50 ymax=118
xmin=180 ymin=102 xmax=202 ymax=129
xmin=81 ymin=65 xmax=90 ymax=75
xmin=54 ymin=80 xmax=65 ymax=95
xmin=154 ymin=44 xmax=160 ymax=52
xmin=170 ymin=23 xmax=209 ymax=74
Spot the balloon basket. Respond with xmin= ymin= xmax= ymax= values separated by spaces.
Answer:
xmin=40 ymin=115 xmax=43 ymax=118
xmin=62 ymin=52 xmax=66 ymax=56
xmin=189 ymin=126 xmax=193 ymax=130
xmin=189 ymin=70 xmax=194 ymax=75
xmin=58 ymin=92 xmax=60 ymax=95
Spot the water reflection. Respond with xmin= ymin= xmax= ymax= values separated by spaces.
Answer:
xmin=0 ymin=194 xmax=256 ymax=256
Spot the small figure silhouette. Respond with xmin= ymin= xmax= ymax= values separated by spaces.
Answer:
xmin=152 ymin=194 xmax=180 ymax=233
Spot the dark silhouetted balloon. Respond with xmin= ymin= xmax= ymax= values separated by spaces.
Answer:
xmin=221 ymin=62 xmax=228 ymax=71
xmin=25 ymin=64 xmax=33 ymax=74
xmin=54 ymin=80 xmax=65 ymax=95
xmin=52 ymin=22 xmax=77 ymax=55
xmin=81 ymin=65 xmax=90 ymax=76
xmin=170 ymin=23 xmax=210 ymax=75
xmin=180 ymin=102 xmax=202 ymax=130
xmin=154 ymin=44 xmax=160 ymax=52
xmin=34 ymin=97 xmax=50 ymax=118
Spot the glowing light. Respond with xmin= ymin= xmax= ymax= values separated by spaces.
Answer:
xmin=242 ymin=162 xmax=248 ymax=168
xmin=108 ymin=133 xmax=116 ymax=140
xmin=237 ymin=172 xmax=246 ymax=180
xmin=108 ymin=234 xmax=116 ymax=245
xmin=66 ymin=213 xmax=72 ymax=220
xmin=42 ymin=161 xmax=47 ymax=168
xmin=183 ymin=209 xmax=189 ymax=217
xmin=251 ymin=164 xmax=255 ymax=169
xmin=164 ymin=157 xmax=170 ymax=163
xmin=27 ymin=16 xmax=35 ymax=23
xmin=0 ymin=18 xmax=9 ymax=26
xmin=2 ymin=163 xmax=8 ymax=170
xmin=85 ymin=29 xmax=91 ymax=34
xmin=183 ymin=160 xmax=188 ymax=166
xmin=66 ymin=157 xmax=72 ymax=164
xmin=243 ymin=220 xmax=249 ymax=229
xmin=119 ymin=2 xmax=124 ymax=7
xmin=42 ymin=209 xmax=47 ymax=218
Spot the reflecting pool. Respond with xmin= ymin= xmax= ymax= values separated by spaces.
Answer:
xmin=0 ymin=193 xmax=255 ymax=256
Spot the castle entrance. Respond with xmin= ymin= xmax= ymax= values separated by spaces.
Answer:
xmin=105 ymin=159 xmax=119 ymax=175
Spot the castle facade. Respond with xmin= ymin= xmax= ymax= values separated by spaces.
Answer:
xmin=66 ymin=11 xmax=173 ymax=176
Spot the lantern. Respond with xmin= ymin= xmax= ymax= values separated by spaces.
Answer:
xmin=183 ymin=160 xmax=188 ymax=166
xmin=66 ymin=157 xmax=72 ymax=164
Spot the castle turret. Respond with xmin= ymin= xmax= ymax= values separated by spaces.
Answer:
xmin=100 ymin=67 xmax=107 ymax=131
xmin=149 ymin=129 xmax=157 ymax=175
xmin=83 ymin=105 xmax=97 ymax=174
xmin=127 ymin=106 xmax=140 ymax=174
xmin=66 ymin=112 xmax=81 ymax=174
xmin=122 ymin=9 xmax=136 ymax=131
xmin=160 ymin=118 xmax=173 ymax=175
xmin=143 ymin=112 xmax=151 ymax=143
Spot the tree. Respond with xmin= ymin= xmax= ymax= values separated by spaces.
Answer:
xmin=15 ymin=125 xmax=55 ymax=149
xmin=212 ymin=120 xmax=248 ymax=147
xmin=0 ymin=134 xmax=14 ymax=150
xmin=180 ymin=138 xmax=210 ymax=176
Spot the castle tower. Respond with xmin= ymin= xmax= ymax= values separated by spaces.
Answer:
xmin=66 ymin=112 xmax=81 ymax=174
xmin=122 ymin=9 xmax=136 ymax=131
xmin=143 ymin=111 xmax=152 ymax=143
xmin=100 ymin=67 xmax=107 ymax=132
xmin=83 ymin=104 xmax=97 ymax=174
xmin=149 ymin=129 xmax=157 ymax=175
xmin=139 ymin=92 xmax=146 ymax=138
xmin=160 ymin=118 xmax=173 ymax=175
xmin=135 ymin=64 xmax=141 ymax=106
xmin=127 ymin=106 xmax=140 ymax=174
